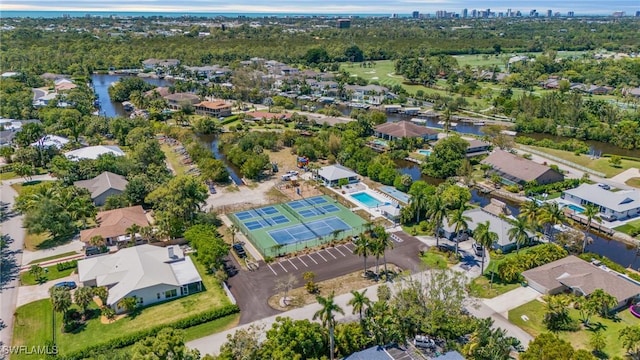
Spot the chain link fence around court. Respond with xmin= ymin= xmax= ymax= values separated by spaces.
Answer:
xmin=229 ymin=207 xmax=368 ymax=258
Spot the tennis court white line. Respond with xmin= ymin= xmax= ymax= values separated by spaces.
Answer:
xmin=288 ymin=259 xmax=298 ymax=270
xmin=315 ymin=251 xmax=328 ymax=262
xmin=324 ymin=248 xmax=337 ymax=259
xmin=297 ymin=257 xmax=308 ymax=267
xmin=267 ymin=264 xmax=278 ymax=276
xmin=332 ymin=246 xmax=346 ymax=257
xmin=306 ymin=254 xmax=318 ymax=264
xmin=278 ymin=262 xmax=288 ymax=272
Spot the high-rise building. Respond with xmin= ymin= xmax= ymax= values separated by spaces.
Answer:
xmin=568 ymin=11 xmax=575 ymax=17
xmin=462 ymin=8 xmax=468 ymax=18
xmin=530 ymin=9 xmax=538 ymax=17
xmin=507 ymin=8 xmax=512 ymax=17
xmin=337 ymin=19 xmax=351 ymax=29
xmin=471 ymin=9 xmax=478 ymax=18
xmin=612 ymin=11 xmax=625 ymax=17
xmin=636 ymin=10 xmax=640 ymax=17
xmin=412 ymin=11 xmax=420 ymax=18
xmin=547 ymin=9 xmax=553 ymax=17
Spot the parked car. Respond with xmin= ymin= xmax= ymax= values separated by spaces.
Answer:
xmin=232 ymin=244 xmax=247 ymax=258
xmin=414 ymin=335 xmax=436 ymax=349
xmin=53 ymin=281 xmax=77 ymax=290
xmin=472 ymin=242 xmax=484 ymax=257
xmin=286 ymin=170 xmax=299 ymax=176
xmin=598 ymin=183 xmax=611 ymax=190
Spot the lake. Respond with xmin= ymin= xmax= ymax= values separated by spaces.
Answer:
xmin=91 ymin=74 xmax=173 ymax=118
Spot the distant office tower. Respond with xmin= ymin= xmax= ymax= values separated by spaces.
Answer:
xmin=516 ymin=10 xmax=522 ymax=17
xmin=506 ymin=8 xmax=512 ymax=17
xmin=471 ymin=9 xmax=477 ymax=17
xmin=636 ymin=10 xmax=640 ymax=17
xmin=568 ymin=11 xmax=575 ymax=17
xmin=612 ymin=11 xmax=625 ymax=17
xmin=547 ymin=9 xmax=552 ymax=17
xmin=337 ymin=19 xmax=351 ymax=28
xmin=462 ymin=8 xmax=468 ymax=18
xmin=530 ymin=9 xmax=538 ymax=17
xmin=412 ymin=11 xmax=419 ymax=18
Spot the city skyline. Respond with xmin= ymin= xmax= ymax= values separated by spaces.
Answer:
xmin=1 ymin=0 xmax=638 ymax=16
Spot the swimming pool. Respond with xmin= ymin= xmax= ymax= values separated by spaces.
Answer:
xmin=565 ymin=204 xmax=585 ymax=213
xmin=417 ymin=149 xmax=432 ymax=156
xmin=350 ymin=192 xmax=387 ymax=208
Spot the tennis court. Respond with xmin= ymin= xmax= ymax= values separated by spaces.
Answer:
xmin=230 ymin=195 xmax=367 ymax=257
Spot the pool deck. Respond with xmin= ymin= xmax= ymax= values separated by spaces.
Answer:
xmin=379 ymin=185 xmax=410 ymax=204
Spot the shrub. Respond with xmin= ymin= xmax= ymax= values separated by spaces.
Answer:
xmin=497 ymin=244 xmax=567 ymax=283
xmin=56 ymin=260 xmax=78 ymax=272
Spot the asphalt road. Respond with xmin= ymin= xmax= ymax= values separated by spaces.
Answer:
xmin=225 ymin=232 xmax=427 ymax=324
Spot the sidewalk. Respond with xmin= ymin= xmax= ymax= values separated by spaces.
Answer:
xmin=21 ymin=239 xmax=85 ymax=266
xmin=19 ymin=253 xmax=85 ymax=272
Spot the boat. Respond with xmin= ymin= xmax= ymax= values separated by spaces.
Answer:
xmin=348 ymin=102 xmax=370 ymax=109
xmin=474 ymin=121 xmax=485 ymax=126
xmin=410 ymin=118 xmax=427 ymax=124
xmin=437 ymin=121 xmax=458 ymax=128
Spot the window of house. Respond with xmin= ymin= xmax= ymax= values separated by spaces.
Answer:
xmin=157 ymin=293 xmax=161 ymax=299
xmin=164 ymin=289 xmax=177 ymax=298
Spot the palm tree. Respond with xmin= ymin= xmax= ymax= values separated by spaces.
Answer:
xmin=89 ymin=235 xmax=105 ymax=247
xmin=540 ymin=202 xmax=566 ymax=241
xmin=139 ymin=226 xmax=155 ymax=244
xmin=313 ymin=292 xmax=344 ymax=360
xmin=520 ymin=200 xmax=541 ymax=230
xmin=347 ymin=289 xmax=371 ymax=323
xmin=427 ymin=195 xmax=447 ymax=247
xmin=74 ymin=286 xmax=94 ymax=320
xmin=49 ymin=287 xmax=72 ymax=325
xmin=508 ymin=216 xmax=530 ymax=253
xmin=408 ymin=187 xmax=429 ymax=223
xmin=373 ymin=226 xmax=393 ymax=281
xmin=125 ymin=224 xmax=141 ymax=246
xmin=69 ymin=196 xmax=96 ymax=229
xmin=353 ymin=234 xmax=371 ymax=277
xmin=473 ymin=221 xmax=498 ymax=274
xmin=447 ymin=204 xmax=471 ymax=256
xmin=226 ymin=224 xmax=239 ymax=245
xmin=370 ymin=237 xmax=385 ymax=280
xmin=582 ymin=203 xmax=601 ymax=253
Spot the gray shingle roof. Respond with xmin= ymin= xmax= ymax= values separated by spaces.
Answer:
xmin=563 ymin=184 xmax=640 ymax=213
xmin=317 ymin=164 xmax=358 ymax=182
xmin=482 ymin=149 xmax=561 ymax=183
xmin=74 ymin=171 xmax=128 ymax=200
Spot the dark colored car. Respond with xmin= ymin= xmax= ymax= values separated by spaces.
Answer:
xmin=53 ymin=281 xmax=77 ymax=290
xmin=232 ymin=244 xmax=247 ymax=258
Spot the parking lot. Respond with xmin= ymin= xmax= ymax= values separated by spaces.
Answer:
xmin=266 ymin=242 xmax=356 ymax=276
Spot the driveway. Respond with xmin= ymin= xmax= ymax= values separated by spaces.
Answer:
xmin=225 ymin=232 xmax=425 ymax=325
xmin=482 ymin=286 xmax=541 ymax=317
xmin=16 ymin=274 xmax=79 ymax=307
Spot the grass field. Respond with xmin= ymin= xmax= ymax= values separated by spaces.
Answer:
xmin=527 ymin=146 xmax=640 ymax=178
xmin=420 ymin=250 xmax=449 ymax=269
xmin=613 ymin=218 xmax=640 ymax=236
xmin=467 ymin=275 xmax=521 ymax=298
xmin=12 ymin=256 xmax=231 ymax=358
xmin=230 ymin=195 xmax=367 ymax=257
xmin=509 ymin=299 xmax=638 ymax=358
xmin=20 ymin=264 xmax=76 ymax=286
xmin=160 ymin=143 xmax=190 ymax=176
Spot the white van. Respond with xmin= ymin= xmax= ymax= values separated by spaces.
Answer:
xmin=414 ymin=335 xmax=435 ymax=349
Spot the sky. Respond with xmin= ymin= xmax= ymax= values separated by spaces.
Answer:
xmin=1 ymin=0 xmax=638 ymax=15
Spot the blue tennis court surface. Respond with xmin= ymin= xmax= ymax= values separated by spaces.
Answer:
xmin=298 ymin=204 xmax=340 ymax=218
xmin=235 ymin=206 xmax=279 ymax=220
xmin=243 ymin=214 xmax=289 ymax=230
xmin=287 ymin=196 xmax=329 ymax=210
xmin=268 ymin=216 xmax=352 ymax=245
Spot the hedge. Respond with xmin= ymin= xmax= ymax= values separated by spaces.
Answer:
xmin=62 ymin=304 xmax=240 ymax=359
xmin=524 ymin=178 xmax=581 ymax=196
xmin=601 ymin=154 xmax=640 ymax=162
xmin=56 ymin=260 xmax=78 ymax=272
xmin=578 ymin=252 xmax=640 ymax=282
xmin=220 ymin=115 xmax=239 ymax=125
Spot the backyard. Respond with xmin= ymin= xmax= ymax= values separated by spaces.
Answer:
xmin=525 ymin=146 xmax=640 ymax=178
xmin=509 ymin=299 xmax=638 ymax=358
xmin=613 ymin=218 xmax=640 ymax=236
xmin=20 ymin=263 xmax=76 ymax=286
xmin=12 ymin=256 xmax=233 ymax=358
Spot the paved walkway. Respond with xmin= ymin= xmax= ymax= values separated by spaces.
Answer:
xmin=16 ymin=274 xmax=79 ymax=307
xmin=610 ymin=167 xmax=640 ymax=186
xmin=21 ymin=239 xmax=84 ymax=266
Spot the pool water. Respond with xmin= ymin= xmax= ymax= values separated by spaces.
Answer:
xmin=351 ymin=192 xmax=387 ymax=208
xmin=565 ymin=204 xmax=585 ymax=213
xmin=417 ymin=149 xmax=432 ymax=156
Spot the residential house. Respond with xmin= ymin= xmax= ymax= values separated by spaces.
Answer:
xmin=562 ymin=183 xmax=640 ymax=221
xmin=345 ymin=84 xmax=389 ymax=105
xmin=77 ymin=244 xmax=203 ymax=313
xmin=244 ymin=111 xmax=292 ymax=122
xmin=440 ymin=199 xmax=533 ymax=252
xmin=481 ymin=149 xmax=564 ymax=185
xmin=344 ymin=345 xmax=464 ymax=360
xmin=31 ymin=135 xmax=70 ymax=149
xmin=54 ymin=79 xmax=77 ymax=92
xmin=142 ymin=58 xmax=180 ymax=70
xmin=80 ymin=205 xmax=150 ymax=246
xmin=622 ymin=87 xmax=640 ymax=98
xmin=163 ymin=93 xmax=200 ymax=110
xmin=144 ymin=87 xmax=171 ymax=98
xmin=194 ymin=101 xmax=232 ymax=117
xmin=522 ymin=255 xmax=640 ymax=310
xmin=64 ymin=145 xmax=125 ymax=161
xmin=315 ymin=164 xmax=359 ymax=187
xmin=374 ymin=121 xmax=439 ymax=142
xmin=74 ymin=171 xmax=129 ymax=206
xmin=465 ymin=139 xmax=491 ymax=156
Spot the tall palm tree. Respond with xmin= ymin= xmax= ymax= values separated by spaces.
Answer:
xmin=347 ymin=289 xmax=370 ymax=323
xmin=427 ymin=195 xmax=447 ymax=247
xmin=370 ymin=237 xmax=385 ymax=280
xmin=508 ymin=216 xmax=530 ymax=253
xmin=473 ymin=221 xmax=498 ymax=274
xmin=314 ymin=292 xmax=344 ymax=360
xmin=519 ymin=200 xmax=541 ymax=230
xmin=447 ymin=204 xmax=471 ymax=256
xmin=540 ymin=202 xmax=566 ymax=241
xmin=353 ymin=234 xmax=371 ymax=277
xmin=70 ymin=196 xmax=97 ymax=229
xmin=226 ymin=224 xmax=239 ymax=245
xmin=408 ymin=187 xmax=429 ymax=223
xmin=373 ymin=226 xmax=393 ymax=281
xmin=582 ymin=203 xmax=601 ymax=253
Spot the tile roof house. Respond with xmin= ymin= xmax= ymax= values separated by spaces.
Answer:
xmin=522 ymin=255 xmax=640 ymax=310
xmin=315 ymin=164 xmax=359 ymax=187
xmin=80 ymin=205 xmax=150 ymax=245
xmin=78 ymin=244 xmax=202 ymax=313
xmin=482 ymin=149 xmax=564 ymax=185
xmin=142 ymin=58 xmax=180 ymax=69
xmin=74 ymin=171 xmax=129 ymax=206
xmin=194 ymin=100 xmax=232 ymax=117
xmin=144 ymin=86 xmax=171 ymax=98
xmin=64 ymin=145 xmax=125 ymax=161
xmin=163 ymin=93 xmax=200 ymax=110
xmin=562 ymin=183 xmax=640 ymax=221
xmin=374 ymin=121 xmax=439 ymax=141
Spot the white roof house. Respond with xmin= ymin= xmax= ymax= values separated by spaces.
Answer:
xmin=315 ymin=164 xmax=359 ymax=186
xmin=78 ymin=245 xmax=202 ymax=312
xmin=563 ymin=184 xmax=640 ymax=221
xmin=64 ymin=145 xmax=125 ymax=161
xmin=31 ymin=135 xmax=70 ymax=149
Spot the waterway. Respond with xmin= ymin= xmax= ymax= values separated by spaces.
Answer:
xmin=198 ymin=134 xmax=244 ymax=185
xmin=91 ymin=74 xmax=173 ymax=118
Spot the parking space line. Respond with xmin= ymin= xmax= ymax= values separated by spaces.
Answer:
xmin=342 ymin=244 xmax=354 ymax=253
xmin=306 ymin=254 xmax=318 ymax=264
xmin=267 ymin=264 xmax=278 ymax=276
xmin=298 ymin=256 xmax=308 ymax=267
xmin=324 ymin=248 xmax=337 ymax=259
xmin=333 ymin=246 xmax=346 ymax=256
xmin=278 ymin=262 xmax=288 ymax=272
xmin=315 ymin=251 xmax=328 ymax=262
xmin=288 ymin=259 xmax=298 ymax=270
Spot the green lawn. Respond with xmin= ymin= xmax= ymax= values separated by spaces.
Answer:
xmin=28 ymin=251 xmax=80 ymax=265
xmin=183 ymin=312 xmax=240 ymax=341
xmin=467 ymin=275 xmax=521 ymax=298
xmin=24 ymin=232 xmax=50 ymax=251
xmin=160 ymin=143 xmax=191 ymax=176
xmin=13 ymin=256 xmax=232 ymax=358
xmin=420 ymin=251 xmax=449 ymax=269
xmin=525 ymin=146 xmax=640 ymax=178
xmin=20 ymin=264 xmax=76 ymax=286
xmin=613 ymin=218 xmax=640 ymax=236
xmin=509 ymin=299 xmax=638 ymax=358
xmin=626 ymin=177 xmax=640 ymax=189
